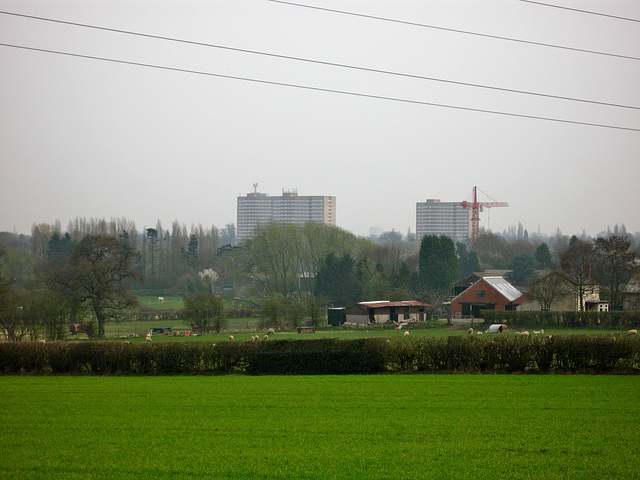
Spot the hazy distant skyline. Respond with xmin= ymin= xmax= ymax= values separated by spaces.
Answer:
xmin=1 ymin=1 xmax=639 ymax=238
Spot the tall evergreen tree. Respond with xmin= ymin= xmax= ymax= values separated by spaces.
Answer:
xmin=508 ymin=254 xmax=537 ymax=285
xmin=535 ymin=242 xmax=552 ymax=269
xmin=47 ymin=232 xmax=74 ymax=261
xmin=146 ymin=228 xmax=159 ymax=282
xmin=418 ymin=235 xmax=458 ymax=294
xmin=182 ymin=234 xmax=199 ymax=273
xmin=456 ymin=242 xmax=481 ymax=278
xmin=314 ymin=252 xmax=357 ymax=306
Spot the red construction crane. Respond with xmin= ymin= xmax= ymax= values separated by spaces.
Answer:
xmin=461 ymin=186 xmax=508 ymax=242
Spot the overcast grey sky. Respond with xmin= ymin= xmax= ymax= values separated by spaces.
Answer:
xmin=1 ymin=0 xmax=639 ymax=238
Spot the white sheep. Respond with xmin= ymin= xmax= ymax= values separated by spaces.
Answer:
xmin=229 ymin=335 xmax=234 ymax=341
xmin=533 ymin=329 xmax=545 ymax=335
xmin=404 ymin=331 xmax=410 ymax=337
xmin=267 ymin=328 xmax=275 ymax=335
xmin=37 ymin=339 xmax=46 ymax=344
xmin=145 ymin=334 xmax=152 ymax=342
xmin=264 ymin=335 xmax=269 ymax=340
xmin=628 ymin=329 xmax=637 ymax=335
xmin=467 ymin=327 xmax=474 ymax=335
xmin=521 ymin=331 xmax=530 ymax=337
xmin=477 ymin=332 xmax=483 ymax=335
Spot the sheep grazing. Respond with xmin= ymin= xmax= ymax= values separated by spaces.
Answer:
xmin=37 ymin=339 xmax=46 ymax=344
xmin=533 ymin=329 xmax=545 ymax=335
xmin=229 ymin=335 xmax=234 ymax=341
xmin=521 ymin=331 xmax=530 ymax=337
xmin=267 ymin=328 xmax=275 ymax=335
xmin=263 ymin=335 xmax=269 ymax=340
xmin=477 ymin=332 xmax=483 ymax=335
xmin=145 ymin=334 xmax=152 ymax=342
xmin=628 ymin=329 xmax=638 ymax=336
xmin=467 ymin=328 xmax=474 ymax=335
xmin=404 ymin=331 xmax=410 ymax=337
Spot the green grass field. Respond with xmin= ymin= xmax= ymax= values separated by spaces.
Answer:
xmin=104 ymin=323 xmax=627 ymax=343
xmin=111 ymin=295 xmax=630 ymax=341
xmin=1 ymin=375 xmax=638 ymax=479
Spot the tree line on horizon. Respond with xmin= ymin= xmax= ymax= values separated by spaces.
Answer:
xmin=1 ymin=216 xmax=638 ymax=339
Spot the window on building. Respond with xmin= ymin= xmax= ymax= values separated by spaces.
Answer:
xmin=477 ymin=290 xmax=485 ymax=298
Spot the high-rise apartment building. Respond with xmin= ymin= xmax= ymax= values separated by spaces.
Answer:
xmin=237 ymin=187 xmax=336 ymax=241
xmin=416 ymin=199 xmax=471 ymax=244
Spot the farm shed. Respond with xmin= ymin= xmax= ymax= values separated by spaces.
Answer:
xmin=450 ymin=271 xmax=512 ymax=297
xmin=344 ymin=301 xmax=431 ymax=325
xmin=487 ymin=324 xmax=510 ymax=333
xmin=327 ymin=308 xmax=346 ymax=326
xmin=450 ymin=276 xmax=524 ymax=319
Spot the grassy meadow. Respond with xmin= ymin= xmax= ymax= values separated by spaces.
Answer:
xmin=105 ymin=295 xmax=631 ymax=340
xmin=1 ymin=375 xmax=638 ymax=479
xmin=104 ymin=323 xmax=628 ymax=343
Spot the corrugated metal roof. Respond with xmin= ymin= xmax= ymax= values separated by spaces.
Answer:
xmin=483 ymin=276 xmax=523 ymax=302
xmin=357 ymin=301 xmax=431 ymax=308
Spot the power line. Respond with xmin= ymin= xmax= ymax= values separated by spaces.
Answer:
xmin=1 ymin=10 xmax=638 ymax=112
xmin=266 ymin=0 xmax=640 ymax=62
xmin=2 ymin=42 xmax=638 ymax=133
xmin=519 ymin=1 xmax=640 ymax=23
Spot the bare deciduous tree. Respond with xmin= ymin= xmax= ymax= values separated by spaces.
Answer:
xmin=49 ymin=235 xmax=139 ymax=338
xmin=594 ymin=235 xmax=639 ymax=310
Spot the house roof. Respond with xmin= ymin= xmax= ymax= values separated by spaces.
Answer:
xmin=482 ymin=276 xmax=523 ymax=302
xmin=624 ymin=276 xmax=640 ymax=294
xmin=354 ymin=301 xmax=431 ymax=309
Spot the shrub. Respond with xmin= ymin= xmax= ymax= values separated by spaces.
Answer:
xmin=246 ymin=338 xmax=389 ymax=375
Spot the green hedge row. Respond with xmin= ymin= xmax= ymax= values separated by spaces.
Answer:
xmin=481 ymin=310 xmax=640 ymax=328
xmin=0 ymin=336 xmax=638 ymax=375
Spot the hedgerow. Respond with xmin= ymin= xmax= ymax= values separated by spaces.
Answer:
xmin=0 ymin=335 xmax=638 ymax=375
xmin=481 ymin=310 xmax=640 ymax=328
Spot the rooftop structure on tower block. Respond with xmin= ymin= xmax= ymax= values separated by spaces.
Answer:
xmin=237 ymin=187 xmax=336 ymax=241
xmin=416 ymin=199 xmax=471 ymax=244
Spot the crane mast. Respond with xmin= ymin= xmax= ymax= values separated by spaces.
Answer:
xmin=461 ymin=186 xmax=508 ymax=242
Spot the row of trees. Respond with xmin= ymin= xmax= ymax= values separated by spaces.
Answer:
xmin=30 ymin=217 xmax=237 ymax=289
xmin=2 ymin=217 xmax=639 ymax=339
